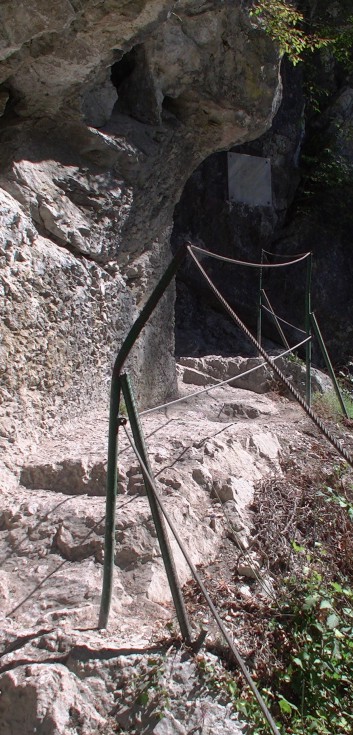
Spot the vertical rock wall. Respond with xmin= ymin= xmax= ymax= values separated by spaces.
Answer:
xmin=0 ymin=0 xmax=281 ymax=471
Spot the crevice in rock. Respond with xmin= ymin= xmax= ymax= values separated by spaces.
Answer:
xmin=0 ymin=642 xmax=167 ymax=676
xmin=68 ymin=642 xmax=165 ymax=663
xmin=29 ymin=211 xmax=118 ymax=275
xmin=162 ymin=94 xmax=183 ymax=122
xmin=0 ymin=85 xmax=11 ymax=120
xmin=0 ymin=629 xmax=56 ymax=658
xmin=111 ymin=44 xmax=161 ymax=125
xmin=0 ymin=654 xmax=69 ymax=675
xmin=111 ymin=47 xmax=138 ymax=92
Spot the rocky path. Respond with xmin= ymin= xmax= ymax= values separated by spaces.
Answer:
xmin=0 ymin=360 xmax=344 ymax=735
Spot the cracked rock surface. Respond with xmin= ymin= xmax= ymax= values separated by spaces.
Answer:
xmin=0 ymin=2 xmax=286 ymax=731
xmin=0 ymin=366 xmax=314 ymax=735
xmin=0 ymin=0 xmax=280 ymax=458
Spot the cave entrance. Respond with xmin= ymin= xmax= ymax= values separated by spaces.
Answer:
xmin=110 ymin=44 xmax=161 ymax=125
xmin=170 ymin=58 xmax=314 ymax=362
xmin=171 ymin=148 xmax=277 ymax=359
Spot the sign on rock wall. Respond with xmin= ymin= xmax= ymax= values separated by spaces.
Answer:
xmin=227 ymin=152 xmax=272 ymax=207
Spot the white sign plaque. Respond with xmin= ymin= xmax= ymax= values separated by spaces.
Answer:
xmin=227 ymin=152 xmax=272 ymax=207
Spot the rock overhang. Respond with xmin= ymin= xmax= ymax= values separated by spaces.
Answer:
xmin=0 ymin=0 xmax=282 ymax=454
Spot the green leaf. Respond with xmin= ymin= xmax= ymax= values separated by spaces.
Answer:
xmin=313 ymin=622 xmax=325 ymax=633
xmin=342 ymin=607 xmax=353 ymax=617
xmin=292 ymin=540 xmax=305 ymax=553
xmin=334 ymin=629 xmax=344 ymax=639
xmin=327 ymin=613 xmax=340 ymax=630
xmin=138 ymin=691 xmax=149 ymax=706
xmin=278 ymin=697 xmax=298 ymax=714
xmin=320 ymin=599 xmax=333 ymax=610
xmin=303 ymin=594 xmax=320 ymax=610
xmin=343 ymin=588 xmax=353 ymax=598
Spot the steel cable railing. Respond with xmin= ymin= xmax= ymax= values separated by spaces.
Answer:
xmin=190 ymin=243 xmax=311 ymax=268
xmin=140 ymin=337 xmax=311 ymax=417
xmin=123 ymin=423 xmax=282 ymax=735
xmin=187 ymin=246 xmax=353 ymax=468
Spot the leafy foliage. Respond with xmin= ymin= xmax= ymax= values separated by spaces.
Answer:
xmin=195 ymin=459 xmax=353 ymax=735
xmin=250 ymin=0 xmax=328 ymax=64
xmin=196 ymin=571 xmax=353 ymax=734
xmin=264 ymin=572 xmax=353 ymax=734
xmin=251 ymin=1 xmax=353 ymax=66
xmin=313 ymin=389 xmax=353 ymax=422
xmin=114 ymin=655 xmax=170 ymax=732
xmin=249 ymin=470 xmax=353 ymax=734
xmin=339 ymin=362 xmax=353 ymax=395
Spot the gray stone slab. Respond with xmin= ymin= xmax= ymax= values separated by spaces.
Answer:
xmin=227 ymin=151 xmax=272 ymax=206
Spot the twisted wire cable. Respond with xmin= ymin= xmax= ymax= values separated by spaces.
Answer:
xmin=262 ymin=249 xmax=310 ymax=259
xmin=190 ymin=244 xmax=310 ymax=269
xmin=188 ymin=246 xmax=353 ymax=468
xmin=123 ymin=424 xmax=282 ymax=735
xmin=140 ymin=337 xmax=311 ymax=417
xmin=261 ymin=304 xmax=306 ymax=335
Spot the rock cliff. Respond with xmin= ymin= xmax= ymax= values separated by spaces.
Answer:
xmin=0 ymin=363 xmax=317 ymax=735
xmin=0 ymin=0 xmax=281 ymax=470
xmin=3 ymin=6 xmax=353 ymax=735
xmin=0 ymin=5 xmax=287 ymax=733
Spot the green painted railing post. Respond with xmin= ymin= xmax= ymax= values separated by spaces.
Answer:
xmin=98 ymin=377 xmax=121 ymax=629
xmin=310 ymin=312 xmax=349 ymax=418
xmin=305 ymin=253 xmax=312 ymax=406
xmin=98 ymin=244 xmax=188 ymax=630
xmin=120 ymin=373 xmax=192 ymax=644
xmin=257 ymin=249 xmax=264 ymax=350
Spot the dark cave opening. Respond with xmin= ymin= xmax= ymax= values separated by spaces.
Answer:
xmin=161 ymin=94 xmax=186 ymax=123
xmin=111 ymin=47 xmax=139 ymax=93
xmin=171 ymin=150 xmax=284 ymax=360
xmin=170 ymin=59 xmax=325 ymax=363
xmin=110 ymin=44 xmax=161 ymax=125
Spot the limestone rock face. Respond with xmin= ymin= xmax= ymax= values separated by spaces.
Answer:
xmin=178 ymin=354 xmax=332 ymax=398
xmin=0 ymin=380 xmax=286 ymax=646
xmin=0 ymin=663 xmax=106 ymax=735
xmin=0 ymin=372 xmax=327 ymax=734
xmin=0 ymin=0 xmax=280 ymax=129
xmin=0 ymin=1 xmax=280 ymax=472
